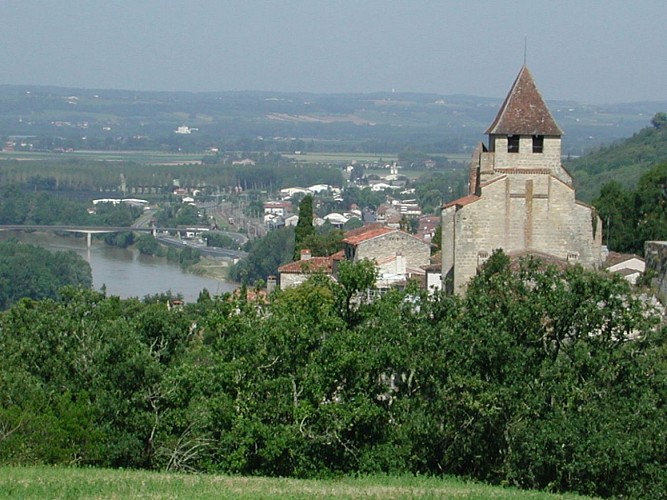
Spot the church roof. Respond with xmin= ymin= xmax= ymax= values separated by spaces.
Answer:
xmin=485 ymin=66 xmax=563 ymax=136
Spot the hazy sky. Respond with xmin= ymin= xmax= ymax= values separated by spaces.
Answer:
xmin=1 ymin=1 xmax=665 ymax=103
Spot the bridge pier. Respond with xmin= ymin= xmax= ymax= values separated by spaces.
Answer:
xmin=87 ymin=232 xmax=92 ymax=248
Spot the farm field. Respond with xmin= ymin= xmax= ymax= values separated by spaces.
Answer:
xmin=0 ymin=149 xmax=208 ymax=164
xmin=0 ymin=466 xmax=590 ymax=499
xmin=284 ymin=151 xmax=470 ymax=164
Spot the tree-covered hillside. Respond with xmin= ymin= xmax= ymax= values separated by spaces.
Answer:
xmin=567 ymin=112 xmax=667 ymax=201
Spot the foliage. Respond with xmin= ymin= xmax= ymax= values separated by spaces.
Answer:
xmin=0 ymin=252 xmax=665 ymax=498
xmin=155 ymin=204 xmax=206 ymax=228
xmin=204 ymin=232 xmax=239 ymax=250
xmin=0 ymin=159 xmax=344 ymax=195
xmin=412 ymin=171 xmax=467 ymax=212
xmin=594 ymin=161 xmax=667 ymax=253
xmin=135 ymin=234 xmax=163 ymax=256
xmin=335 ymin=259 xmax=378 ymax=325
xmin=652 ymin=112 xmax=667 ymax=130
xmin=568 ymin=116 xmax=667 ymax=201
xmin=93 ymin=203 xmax=141 ymax=226
xmin=297 ymin=224 xmax=344 ymax=258
xmin=177 ymin=247 xmax=201 ymax=268
xmin=294 ymin=195 xmax=315 ymax=260
xmin=229 ymin=227 xmax=295 ymax=284
xmin=0 ymin=240 xmax=92 ymax=309
xmin=0 ymin=186 xmax=90 ymax=225
xmin=431 ymin=223 xmax=442 ymax=254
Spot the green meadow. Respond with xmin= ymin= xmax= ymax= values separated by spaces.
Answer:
xmin=0 ymin=467 xmax=590 ymax=499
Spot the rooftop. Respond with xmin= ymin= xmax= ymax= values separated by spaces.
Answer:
xmin=485 ymin=66 xmax=563 ymax=137
xmin=278 ymin=256 xmax=333 ymax=274
xmin=342 ymin=225 xmax=395 ymax=245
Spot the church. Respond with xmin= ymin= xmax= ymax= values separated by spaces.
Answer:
xmin=441 ymin=66 xmax=603 ymax=293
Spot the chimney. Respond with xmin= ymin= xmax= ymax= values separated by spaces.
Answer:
xmin=300 ymin=249 xmax=312 ymax=261
xmin=267 ymin=275 xmax=277 ymax=294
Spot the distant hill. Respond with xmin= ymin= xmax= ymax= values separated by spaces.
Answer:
xmin=0 ymin=84 xmax=663 ymax=155
xmin=566 ymin=113 xmax=667 ymax=202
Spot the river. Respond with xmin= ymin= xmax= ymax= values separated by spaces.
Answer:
xmin=0 ymin=231 xmax=238 ymax=302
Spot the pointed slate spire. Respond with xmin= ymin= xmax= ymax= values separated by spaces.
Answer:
xmin=485 ymin=66 xmax=563 ymax=136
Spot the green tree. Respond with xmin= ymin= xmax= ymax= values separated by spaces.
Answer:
xmin=205 ymin=232 xmax=238 ymax=250
xmin=593 ymin=180 xmax=637 ymax=252
xmin=135 ymin=234 xmax=161 ymax=256
xmin=335 ymin=259 xmax=378 ymax=325
xmin=0 ymin=240 xmax=92 ymax=309
xmin=651 ymin=112 xmax=667 ymax=129
xmin=230 ymin=227 xmax=295 ymax=284
xmin=635 ymin=162 xmax=667 ymax=244
xmin=294 ymin=195 xmax=315 ymax=260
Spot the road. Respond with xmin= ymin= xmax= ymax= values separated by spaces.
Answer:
xmin=156 ymin=235 xmax=247 ymax=260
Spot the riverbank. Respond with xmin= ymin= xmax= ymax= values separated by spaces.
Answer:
xmin=0 ymin=231 xmax=237 ymax=301
xmin=189 ymin=256 xmax=233 ymax=282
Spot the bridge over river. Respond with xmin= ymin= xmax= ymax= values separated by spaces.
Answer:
xmin=0 ymin=225 xmax=248 ymax=260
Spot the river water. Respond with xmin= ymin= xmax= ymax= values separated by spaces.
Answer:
xmin=0 ymin=232 xmax=238 ymax=302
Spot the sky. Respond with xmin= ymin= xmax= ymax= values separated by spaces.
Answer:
xmin=1 ymin=0 xmax=665 ymax=104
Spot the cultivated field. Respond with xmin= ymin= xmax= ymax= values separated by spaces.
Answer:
xmin=0 ymin=466 xmax=590 ymax=499
xmin=0 ymin=150 xmax=207 ymax=164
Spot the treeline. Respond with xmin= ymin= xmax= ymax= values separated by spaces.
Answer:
xmin=0 ymin=158 xmax=344 ymax=194
xmin=1 ymin=253 xmax=665 ymax=498
xmin=0 ymin=186 xmax=139 ymax=227
xmin=0 ymin=240 xmax=91 ymax=309
xmin=594 ymin=161 xmax=667 ymax=254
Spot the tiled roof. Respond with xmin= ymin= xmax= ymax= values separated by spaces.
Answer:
xmin=342 ymin=225 xmax=395 ymax=245
xmin=443 ymin=194 xmax=480 ymax=209
xmin=331 ymin=250 xmax=346 ymax=261
xmin=485 ymin=66 xmax=563 ymax=136
xmin=278 ymin=256 xmax=333 ymax=274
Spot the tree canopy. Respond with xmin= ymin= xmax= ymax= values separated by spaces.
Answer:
xmin=0 ymin=240 xmax=92 ymax=309
xmin=0 ymin=254 xmax=664 ymax=498
xmin=594 ymin=161 xmax=667 ymax=253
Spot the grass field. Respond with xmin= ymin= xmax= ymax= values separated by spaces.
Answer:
xmin=0 ymin=466 xmax=590 ymax=499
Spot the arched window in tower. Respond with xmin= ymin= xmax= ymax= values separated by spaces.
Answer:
xmin=532 ymin=135 xmax=544 ymax=153
xmin=507 ymin=135 xmax=520 ymax=153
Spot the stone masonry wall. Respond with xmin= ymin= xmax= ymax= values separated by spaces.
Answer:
xmin=447 ymin=173 xmax=602 ymax=293
xmin=487 ymin=136 xmax=571 ymax=186
xmin=356 ymin=232 xmax=430 ymax=270
xmin=645 ymin=241 xmax=667 ymax=302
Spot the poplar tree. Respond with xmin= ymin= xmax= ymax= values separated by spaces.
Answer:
xmin=294 ymin=194 xmax=315 ymax=260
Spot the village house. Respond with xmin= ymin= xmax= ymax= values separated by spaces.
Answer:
xmin=441 ymin=66 xmax=603 ymax=294
xmin=417 ymin=215 xmax=440 ymax=242
xmin=278 ymin=224 xmax=430 ymax=290
xmin=278 ymin=249 xmax=334 ymax=288
xmin=604 ymin=251 xmax=645 ymax=285
xmin=341 ymin=224 xmax=430 ymax=283
xmin=376 ymin=204 xmax=402 ymax=228
xmin=263 ymin=200 xmax=292 ymax=217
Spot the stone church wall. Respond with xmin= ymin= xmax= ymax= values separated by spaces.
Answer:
xmin=445 ymin=174 xmax=602 ymax=293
